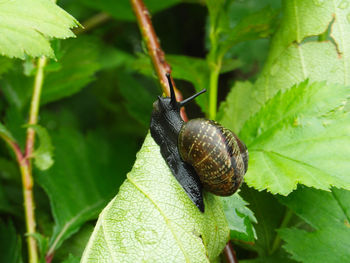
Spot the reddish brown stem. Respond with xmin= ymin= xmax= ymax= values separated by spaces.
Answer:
xmin=130 ymin=0 xmax=188 ymax=121
xmin=224 ymin=242 xmax=239 ymax=263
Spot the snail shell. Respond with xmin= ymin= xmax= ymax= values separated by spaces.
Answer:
xmin=178 ymin=119 xmax=248 ymax=196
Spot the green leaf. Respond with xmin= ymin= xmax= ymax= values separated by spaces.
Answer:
xmin=54 ymin=224 xmax=93 ymax=262
xmin=0 ymin=62 xmax=32 ymax=111
xmin=0 ymin=180 xmax=11 ymax=214
xmin=279 ymin=187 xmax=350 ymax=263
xmin=81 ymin=133 xmax=229 ymax=262
xmin=0 ymin=158 xmax=22 ymax=216
xmin=0 ymin=221 xmax=23 ymax=263
xmin=240 ymin=81 xmax=350 ymax=195
xmin=78 ymin=0 xmax=182 ymax=21
xmin=36 ymin=128 xmax=138 ymax=254
xmin=239 ymin=186 xmax=287 ymax=256
xmin=62 ymin=254 xmax=80 ymax=263
xmin=0 ymin=56 xmax=14 ymax=77
xmin=0 ymin=122 xmax=16 ymax=142
xmin=168 ymin=55 xmax=211 ymax=113
xmin=0 ymin=0 xmax=79 ymax=59
xmin=132 ymin=54 xmax=212 ymax=113
xmin=26 ymin=124 xmax=54 ymax=171
xmin=221 ymin=1 xmax=350 ymax=138
xmin=241 ymin=250 xmax=297 ymax=263
xmin=221 ymin=194 xmax=257 ymax=242
xmin=116 ymin=71 xmax=158 ymax=128
xmin=218 ymin=81 xmax=256 ymax=133
xmin=1 ymin=37 xmax=102 ymax=108
xmin=41 ymin=37 xmax=102 ymax=104
xmin=218 ymin=7 xmax=279 ymax=55
xmin=30 ymin=233 xmax=49 ymax=263
xmin=249 ymin=1 xmax=350 ymax=123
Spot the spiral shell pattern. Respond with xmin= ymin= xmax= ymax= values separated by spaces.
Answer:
xmin=178 ymin=119 xmax=248 ymax=196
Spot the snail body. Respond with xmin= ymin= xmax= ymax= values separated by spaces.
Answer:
xmin=150 ymin=74 xmax=248 ymax=212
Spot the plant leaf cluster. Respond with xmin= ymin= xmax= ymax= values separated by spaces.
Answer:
xmin=1 ymin=0 xmax=350 ymax=262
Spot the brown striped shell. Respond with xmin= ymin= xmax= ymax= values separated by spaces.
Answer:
xmin=178 ymin=119 xmax=248 ymax=196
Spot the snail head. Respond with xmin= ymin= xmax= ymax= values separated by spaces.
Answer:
xmin=153 ymin=73 xmax=206 ymax=113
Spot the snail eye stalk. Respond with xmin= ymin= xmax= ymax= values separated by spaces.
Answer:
xmin=165 ymin=73 xmax=206 ymax=107
xmin=178 ymin=89 xmax=206 ymax=107
xmin=166 ymin=73 xmax=177 ymax=106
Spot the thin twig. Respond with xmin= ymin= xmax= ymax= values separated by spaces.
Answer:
xmin=26 ymin=57 xmax=46 ymax=158
xmin=130 ymin=0 xmax=188 ymax=121
xmin=22 ymin=56 xmax=47 ymax=263
xmin=224 ymin=242 xmax=239 ymax=263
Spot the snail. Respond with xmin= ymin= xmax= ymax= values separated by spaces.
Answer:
xmin=150 ymin=73 xmax=248 ymax=212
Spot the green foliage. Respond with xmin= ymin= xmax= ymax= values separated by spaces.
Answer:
xmin=78 ymin=0 xmax=181 ymax=21
xmin=41 ymin=37 xmax=102 ymax=104
xmin=239 ymin=186 xmax=286 ymax=256
xmin=240 ymin=81 xmax=350 ymax=195
xmin=0 ymin=0 xmax=79 ymax=59
xmin=1 ymin=0 xmax=350 ymax=262
xmin=279 ymin=187 xmax=350 ymax=263
xmin=81 ymin=134 xmax=229 ymax=262
xmin=0 ymin=56 xmax=14 ymax=76
xmin=25 ymin=124 xmax=54 ymax=170
xmin=0 ymin=221 xmax=23 ymax=263
xmin=221 ymin=194 xmax=257 ymax=242
xmin=0 ymin=37 xmax=102 ymax=110
xmin=36 ymin=128 xmax=138 ymax=253
xmin=0 ymin=122 xmax=16 ymax=142
xmin=62 ymin=254 xmax=80 ymax=263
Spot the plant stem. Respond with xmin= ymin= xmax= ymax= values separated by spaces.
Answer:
xmin=130 ymin=0 xmax=188 ymax=121
xmin=208 ymin=63 xmax=220 ymax=120
xmin=223 ymin=241 xmax=238 ymax=263
xmin=207 ymin=18 xmax=222 ymax=120
xmin=26 ymin=57 xmax=47 ymax=157
xmin=270 ymin=208 xmax=293 ymax=255
xmin=22 ymin=56 xmax=47 ymax=263
xmin=20 ymin=161 xmax=37 ymax=263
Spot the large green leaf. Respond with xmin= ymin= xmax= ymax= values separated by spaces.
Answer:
xmin=219 ymin=0 xmax=350 ymax=134
xmin=0 ymin=0 xmax=79 ymax=59
xmin=254 ymin=0 xmax=350 ymax=117
xmin=218 ymin=6 xmax=279 ymax=56
xmin=239 ymin=81 xmax=350 ymax=195
xmin=218 ymin=81 xmax=255 ymax=133
xmin=81 ymin=133 xmax=229 ymax=262
xmin=78 ymin=0 xmax=181 ymax=21
xmin=36 ymin=128 xmax=138 ymax=254
xmin=279 ymin=187 xmax=350 ymax=263
xmin=0 ymin=221 xmax=22 ymax=263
